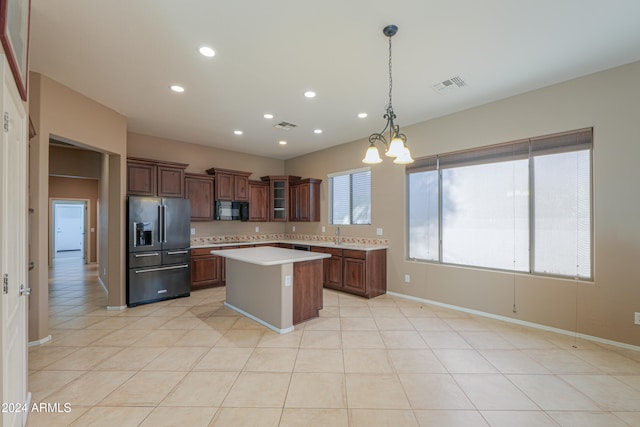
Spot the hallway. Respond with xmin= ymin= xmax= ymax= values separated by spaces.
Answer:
xmin=26 ymin=261 xmax=640 ymax=426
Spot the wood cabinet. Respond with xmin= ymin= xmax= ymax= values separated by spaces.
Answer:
xmin=289 ymin=178 xmax=322 ymax=222
xmin=248 ymin=180 xmax=269 ymax=222
xmin=185 ymin=173 xmax=215 ymax=221
xmin=293 ymin=260 xmax=324 ymax=324
xmin=190 ymin=248 xmax=222 ymax=290
xmin=127 ymin=157 xmax=187 ymax=197
xmin=315 ymin=246 xmax=386 ymax=298
xmin=261 ymin=176 xmax=299 ymax=222
xmin=206 ymin=168 xmax=251 ymax=201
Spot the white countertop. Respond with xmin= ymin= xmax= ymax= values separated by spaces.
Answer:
xmin=211 ymin=246 xmax=330 ymax=266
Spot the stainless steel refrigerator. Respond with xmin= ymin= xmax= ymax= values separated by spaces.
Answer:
xmin=127 ymin=196 xmax=191 ymax=306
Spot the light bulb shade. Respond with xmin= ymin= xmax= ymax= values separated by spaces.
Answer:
xmin=393 ymin=145 xmax=415 ymax=164
xmin=386 ymin=137 xmax=405 ymax=157
xmin=363 ymin=145 xmax=383 ymax=164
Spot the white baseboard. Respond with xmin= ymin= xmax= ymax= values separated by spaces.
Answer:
xmin=387 ymin=291 xmax=640 ymax=352
xmin=28 ymin=334 xmax=51 ymax=347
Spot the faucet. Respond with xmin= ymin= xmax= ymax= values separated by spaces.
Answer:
xmin=335 ymin=227 xmax=341 ymax=245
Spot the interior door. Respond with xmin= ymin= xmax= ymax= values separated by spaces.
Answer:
xmin=1 ymin=58 xmax=29 ymax=427
xmin=54 ymin=202 xmax=85 ymax=253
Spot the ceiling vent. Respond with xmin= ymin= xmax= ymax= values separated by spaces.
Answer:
xmin=432 ymin=76 xmax=467 ymax=94
xmin=274 ymin=121 xmax=298 ymax=131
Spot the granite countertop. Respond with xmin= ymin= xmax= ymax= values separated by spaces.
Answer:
xmin=211 ymin=246 xmax=330 ymax=266
xmin=191 ymin=239 xmax=388 ymax=251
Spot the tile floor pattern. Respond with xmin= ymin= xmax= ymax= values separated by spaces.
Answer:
xmin=26 ymin=259 xmax=640 ymax=426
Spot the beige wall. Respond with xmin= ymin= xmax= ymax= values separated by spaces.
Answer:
xmin=29 ymin=72 xmax=127 ymax=342
xmin=286 ymin=61 xmax=640 ymax=347
xmin=49 ymin=176 xmax=99 ymax=263
xmin=127 ymin=132 xmax=287 ymax=237
xmin=49 ymin=143 xmax=102 ymax=179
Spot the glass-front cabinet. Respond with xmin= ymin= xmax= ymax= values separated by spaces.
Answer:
xmin=261 ymin=176 xmax=300 ymax=222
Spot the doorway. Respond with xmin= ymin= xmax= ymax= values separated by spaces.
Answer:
xmin=51 ymin=200 xmax=88 ymax=263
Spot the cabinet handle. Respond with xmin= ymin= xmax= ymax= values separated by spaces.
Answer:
xmin=167 ymin=250 xmax=188 ymax=255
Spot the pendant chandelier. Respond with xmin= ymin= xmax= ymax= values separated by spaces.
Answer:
xmin=363 ymin=24 xmax=414 ymax=165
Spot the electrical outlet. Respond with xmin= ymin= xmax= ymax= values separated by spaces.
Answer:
xmin=255 ymin=226 xmax=259 ymax=233
xmin=284 ymin=275 xmax=292 ymax=287
xmin=404 ymin=274 xmax=411 ymax=283
xmin=635 ymin=312 xmax=640 ymax=325
xmin=377 ymin=228 xmax=383 ymax=236
xmin=322 ymin=226 xmax=326 ymax=233
xmin=190 ymin=228 xmax=196 ymax=235
xmin=292 ymin=226 xmax=296 ymax=232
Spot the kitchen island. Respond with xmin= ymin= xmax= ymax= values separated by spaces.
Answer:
xmin=211 ymin=246 xmax=330 ymax=334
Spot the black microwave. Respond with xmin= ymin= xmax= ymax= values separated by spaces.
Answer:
xmin=215 ymin=200 xmax=249 ymax=221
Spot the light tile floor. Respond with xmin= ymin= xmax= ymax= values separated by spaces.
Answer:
xmin=26 ymin=259 xmax=640 ymax=426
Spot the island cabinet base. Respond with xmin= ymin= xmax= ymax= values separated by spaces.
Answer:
xmin=223 ymin=257 xmax=324 ymax=333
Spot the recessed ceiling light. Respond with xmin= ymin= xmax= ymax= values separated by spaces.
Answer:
xmin=357 ymin=113 xmax=368 ymax=118
xmin=263 ymin=113 xmax=274 ymax=119
xmin=279 ymin=140 xmax=287 ymax=145
xmin=304 ymin=91 xmax=316 ymax=98
xmin=233 ymin=130 xmax=243 ymax=135
xmin=170 ymin=85 xmax=185 ymax=93
xmin=314 ymin=129 xmax=323 ymax=134
xmin=198 ymin=46 xmax=215 ymax=57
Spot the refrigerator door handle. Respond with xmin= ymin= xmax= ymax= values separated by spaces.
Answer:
xmin=163 ymin=205 xmax=168 ymax=243
xmin=158 ymin=205 xmax=163 ymax=244
xmin=132 ymin=222 xmax=138 ymax=247
xmin=134 ymin=264 xmax=189 ymax=274
xmin=167 ymin=250 xmax=188 ymax=255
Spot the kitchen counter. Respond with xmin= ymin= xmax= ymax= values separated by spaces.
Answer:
xmin=210 ymin=246 xmax=330 ymax=266
xmin=214 ymin=247 xmax=330 ymax=334
xmin=192 ymin=239 xmax=387 ymax=251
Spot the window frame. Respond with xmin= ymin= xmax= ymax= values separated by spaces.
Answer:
xmin=406 ymin=128 xmax=594 ymax=281
xmin=328 ymin=166 xmax=372 ymax=226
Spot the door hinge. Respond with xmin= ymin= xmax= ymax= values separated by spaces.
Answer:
xmin=3 ymin=274 xmax=8 ymax=294
xmin=3 ymin=112 xmax=9 ymax=132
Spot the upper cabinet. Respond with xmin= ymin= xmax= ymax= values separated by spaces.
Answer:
xmin=261 ymin=175 xmax=298 ymax=222
xmin=248 ymin=180 xmax=269 ymax=222
xmin=185 ymin=173 xmax=215 ymax=221
xmin=206 ymin=168 xmax=251 ymax=201
xmin=290 ymin=178 xmax=322 ymax=222
xmin=127 ymin=157 xmax=188 ymax=198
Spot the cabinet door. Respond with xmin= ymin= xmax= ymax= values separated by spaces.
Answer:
xmin=185 ymin=175 xmax=215 ymax=220
xmin=157 ymin=165 xmax=185 ymax=198
xmin=325 ymin=255 xmax=343 ymax=290
xmin=190 ymin=255 xmax=221 ymax=289
xmin=271 ymin=179 xmax=288 ymax=221
xmin=216 ymin=172 xmax=234 ymax=200
xmin=289 ymin=183 xmax=300 ymax=221
xmin=249 ymin=182 xmax=269 ymax=221
xmin=298 ymin=182 xmax=309 ymax=221
xmin=127 ymin=161 xmax=156 ymax=196
xmin=343 ymin=257 xmax=366 ymax=295
xmin=234 ymin=175 xmax=249 ymax=201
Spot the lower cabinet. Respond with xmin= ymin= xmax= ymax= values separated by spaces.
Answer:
xmin=190 ymin=248 xmax=222 ymax=290
xmin=314 ymin=247 xmax=387 ymax=298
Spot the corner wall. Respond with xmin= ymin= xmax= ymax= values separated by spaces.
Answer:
xmin=28 ymin=73 xmax=127 ymax=342
xmin=285 ymin=61 xmax=640 ymax=347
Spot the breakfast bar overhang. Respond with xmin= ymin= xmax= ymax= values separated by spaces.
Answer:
xmin=211 ymin=246 xmax=330 ymax=334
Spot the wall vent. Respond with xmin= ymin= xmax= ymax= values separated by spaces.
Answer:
xmin=274 ymin=121 xmax=298 ymax=130
xmin=432 ymin=76 xmax=467 ymax=94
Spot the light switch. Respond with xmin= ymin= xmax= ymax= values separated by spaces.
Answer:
xmin=255 ymin=226 xmax=260 ymax=233
xmin=322 ymin=226 xmax=326 ymax=233
xmin=190 ymin=228 xmax=196 ymax=235
xmin=284 ymin=275 xmax=292 ymax=287
xmin=377 ymin=228 xmax=383 ymax=236
xmin=292 ymin=226 xmax=296 ymax=232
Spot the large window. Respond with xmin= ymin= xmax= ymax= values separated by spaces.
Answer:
xmin=407 ymin=128 xmax=592 ymax=280
xmin=329 ymin=168 xmax=371 ymax=225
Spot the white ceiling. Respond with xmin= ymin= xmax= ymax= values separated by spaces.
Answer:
xmin=29 ymin=1 xmax=640 ymax=160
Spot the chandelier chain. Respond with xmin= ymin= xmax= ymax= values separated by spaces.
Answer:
xmin=388 ymin=35 xmax=393 ymax=109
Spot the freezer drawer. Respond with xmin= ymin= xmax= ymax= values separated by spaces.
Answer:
xmin=127 ymin=263 xmax=190 ymax=306
xmin=128 ymin=251 xmax=162 ymax=269
xmin=162 ymin=249 xmax=190 ymax=265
